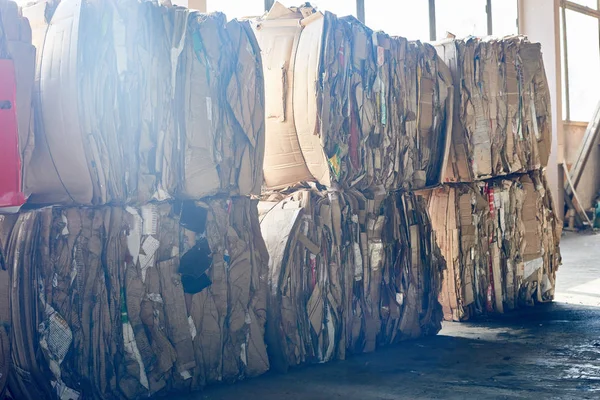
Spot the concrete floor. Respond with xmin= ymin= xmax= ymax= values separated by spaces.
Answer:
xmin=176 ymin=232 xmax=600 ymax=400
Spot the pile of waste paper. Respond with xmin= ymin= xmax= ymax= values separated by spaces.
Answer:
xmin=255 ymin=2 xmax=453 ymax=192
xmin=422 ymin=172 xmax=561 ymax=321
xmin=22 ymin=0 xmax=264 ymax=205
xmin=259 ymin=186 xmax=444 ymax=371
xmin=436 ymin=36 xmax=552 ymax=182
xmin=4 ymin=197 xmax=269 ymax=399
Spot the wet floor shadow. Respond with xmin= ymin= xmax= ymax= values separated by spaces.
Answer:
xmin=169 ymin=302 xmax=600 ymax=400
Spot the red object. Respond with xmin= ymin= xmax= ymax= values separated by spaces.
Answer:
xmin=487 ymin=184 xmax=495 ymax=217
xmin=485 ymin=183 xmax=495 ymax=312
xmin=0 ymin=59 xmax=25 ymax=212
xmin=310 ymin=255 xmax=317 ymax=289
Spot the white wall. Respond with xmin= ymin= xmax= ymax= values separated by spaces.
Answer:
xmin=519 ymin=0 xmax=565 ymax=219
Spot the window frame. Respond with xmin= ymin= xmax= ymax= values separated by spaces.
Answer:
xmin=560 ymin=0 xmax=600 ymax=122
xmin=263 ymin=0 xmax=512 ymax=41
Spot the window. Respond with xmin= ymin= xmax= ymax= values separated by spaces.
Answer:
xmin=571 ymin=0 xmax=597 ymax=9
xmin=492 ymin=0 xmax=518 ymax=37
xmin=278 ymin=0 xmax=357 ymax=17
xmin=436 ymin=0 xmax=488 ymax=39
xmin=364 ymin=0 xmax=429 ymax=40
xmin=560 ymin=9 xmax=569 ymax=120
xmin=206 ymin=0 xmax=265 ymax=19
xmin=561 ymin=3 xmax=600 ymax=122
xmin=363 ymin=0 xmax=518 ymax=41
xmin=190 ymin=1 xmax=517 ymax=41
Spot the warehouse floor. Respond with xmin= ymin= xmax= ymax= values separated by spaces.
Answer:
xmin=176 ymin=232 xmax=600 ymax=400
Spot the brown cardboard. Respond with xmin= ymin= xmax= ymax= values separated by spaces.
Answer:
xmin=24 ymin=1 xmax=265 ymax=205
xmin=4 ymin=198 xmax=269 ymax=398
xmin=259 ymin=187 xmax=444 ymax=371
xmin=255 ymin=3 xmax=452 ymax=192
xmin=0 ymin=215 xmax=16 ymax=396
xmin=293 ymin=12 xmax=330 ymax=187
xmin=253 ymin=11 xmax=315 ymax=189
xmin=436 ymin=37 xmax=553 ymax=183
xmin=422 ymin=171 xmax=561 ymax=321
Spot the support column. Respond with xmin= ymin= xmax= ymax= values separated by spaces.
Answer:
xmin=188 ymin=0 xmax=207 ymax=11
xmin=357 ymin=0 xmax=365 ymax=23
xmin=518 ymin=0 xmax=565 ymax=219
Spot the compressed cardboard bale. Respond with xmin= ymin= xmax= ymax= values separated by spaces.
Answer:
xmin=259 ymin=186 xmax=444 ymax=371
xmin=436 ymin=37 xmax=552 ymax=182
xmin=254 ymin=2 xmax=453 ymax=191
xmin=3 ymin=198 xmax=269 ymax=399
xmin=24 ymin=0 xmax=265 ymax=205
xmin=422 ymin=171 xmax=561 ymax=321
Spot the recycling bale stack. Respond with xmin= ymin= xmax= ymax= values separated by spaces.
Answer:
xmin=259 ymin=186 xmax=444 ymax=371
xmin=253 ymin=2 xmax=448 ymax=371
xmin=3 ymin=0 xmax=270 ymax=399
xmin=420 ymin=36 xmax=561 ymax=321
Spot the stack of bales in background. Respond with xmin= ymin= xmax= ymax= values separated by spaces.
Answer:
xmin=425 ymin=37 xmax=561 ymax=322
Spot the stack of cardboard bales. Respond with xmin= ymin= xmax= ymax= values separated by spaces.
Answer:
xmin=254 ymin=2 xmax=448 ymax=371
xmin=423 ymin=37 xmax=561 ymax=321
xmin=3 ymin=1 xmax=270 ymax=399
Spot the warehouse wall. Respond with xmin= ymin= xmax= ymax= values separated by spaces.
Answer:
xmin=519 ymin=0 xmax=565 ymax=219
xmin=564 ymin=122 xmax=587 ymax=168
xmin=564 ymin=121 xmax=600 ymax=210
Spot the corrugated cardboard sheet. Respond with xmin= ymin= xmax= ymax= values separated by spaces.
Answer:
xmin=423 ymin=171 xmax=561 ymax=321
xmin=259 ymin=187 xmax=444 ymax=371
xmin=255 ymin=2 xmax=453 ymax=191
xmin=5 ymin=197 xmax=269 ymax=399
xmin=24 ymin=0 xmax=264 ymax=205
xmin=435 ymin=37 xmax=552 ymax=182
